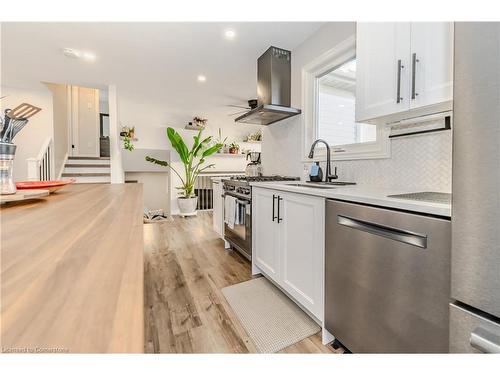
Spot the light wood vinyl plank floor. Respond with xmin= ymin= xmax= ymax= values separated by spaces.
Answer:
xmin=143 ymin=212 xmax=336 ymax=354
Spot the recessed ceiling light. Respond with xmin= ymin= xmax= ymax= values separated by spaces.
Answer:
xmin=82 ymin=52 xmax=96 ymax=62
xmin=224 ymin=29 xmax=236 ymax=40
xmin=62 ymin=48 xmax=80 ymax=59
xmin=197 ymin=75 xmax=207 ymax=82
xmin=62 ymin=48 xmax=96 ymax=62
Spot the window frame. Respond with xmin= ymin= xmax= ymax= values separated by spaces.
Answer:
xmin=301 ymin=36 xmax=390 ymax=162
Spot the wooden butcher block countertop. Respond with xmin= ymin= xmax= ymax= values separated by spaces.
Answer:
xmin=1 ymin=184 xmax=144 ymax=353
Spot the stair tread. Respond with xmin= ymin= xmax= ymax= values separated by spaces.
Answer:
xmin=65 ymin=164 xmax=110 ymax=168
xmin=62 ymin=173 xmax=111 ymax=177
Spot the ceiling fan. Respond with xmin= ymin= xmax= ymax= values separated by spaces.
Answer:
xmin=226 ymin=99 xmax=258 ymax=116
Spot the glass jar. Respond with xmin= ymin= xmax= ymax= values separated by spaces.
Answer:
xmin=0 ymin=142 xmax=17 ymax=195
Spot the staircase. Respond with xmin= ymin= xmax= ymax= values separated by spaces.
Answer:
xmin=61 ymin=156 xmax=111 ymax=184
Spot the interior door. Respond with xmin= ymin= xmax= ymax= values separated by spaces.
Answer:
xmin=280 ymin=192 xmax=324 ymax=320
xmin=356 ymin=22 xmax=411 ymax=122
xmin=252 ymin=188 xmax=280 ymax=282
xmin=410 ymin=22 xmax=454 ymax=109
xmin=69 ymin=86 xmax=100 ymax=157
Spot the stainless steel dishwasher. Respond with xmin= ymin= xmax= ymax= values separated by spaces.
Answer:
xmin=325 ymin=200 xmax=451 ymax=353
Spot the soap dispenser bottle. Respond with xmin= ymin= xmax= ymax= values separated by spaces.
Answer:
xmin=309 ymin=161 xmax=323 ymax=182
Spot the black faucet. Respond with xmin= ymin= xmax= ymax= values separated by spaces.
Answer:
xmin=308 ymin=139 xmax=338 ymax=182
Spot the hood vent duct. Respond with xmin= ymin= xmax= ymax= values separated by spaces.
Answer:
xmin=235 ymin=46 xmax=301 ymax=125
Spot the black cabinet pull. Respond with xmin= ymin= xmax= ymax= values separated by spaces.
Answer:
xmin=411 ymin=53 xmax=419 ymax=100
xmin=396 ymin=59 xmax=404 ymax=103
xmin=272 ymin=194 xmax=277 ymax=222
xmin=277 ymin=196 xmax=283 ymax=223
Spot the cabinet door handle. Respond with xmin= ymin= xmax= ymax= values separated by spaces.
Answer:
xmin=396 ymin=59 xmax=404 ymax=104
xmin=411 ymin=53 xmax=419 ymax=100
xmin=277 ymin=196 xmax=283 ymax=223
xmin=272 ymin=194 xmax=277 ymax=222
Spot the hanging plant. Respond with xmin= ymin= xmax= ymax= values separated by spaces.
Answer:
xmin=123 ymin=135 xmax=134 ymax=151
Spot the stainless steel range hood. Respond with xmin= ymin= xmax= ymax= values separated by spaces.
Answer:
xmin=235 ymin=46 xmax=301 ymax=125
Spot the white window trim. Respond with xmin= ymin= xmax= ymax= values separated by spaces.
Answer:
xmin=301 ymin=35 xmax=391 ymax=162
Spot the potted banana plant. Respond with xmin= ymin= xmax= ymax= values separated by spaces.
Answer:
xmin=146 ymin=127 xmax=223 ymax=216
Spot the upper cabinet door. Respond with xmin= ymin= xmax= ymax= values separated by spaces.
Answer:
xmin=409 ymin=22 xmax=454 ymax=109
xmin=356 ymin=22 xmax=411 ymax=122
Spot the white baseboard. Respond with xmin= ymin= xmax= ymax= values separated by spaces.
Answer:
xmin=57 ymin=152 xmax=68 ymax=179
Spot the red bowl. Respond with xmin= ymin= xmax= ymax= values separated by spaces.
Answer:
xmin=16 ymin=179 xmax=76 ymax=193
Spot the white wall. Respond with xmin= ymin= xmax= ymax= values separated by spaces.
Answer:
xmin=117 ymin=90 xmax=261 ymax=214
xmin=125 ymin=172 xmax=170 ymax=214
xmin=262 ymin=22 xmax=356 ymax=178
xmin=332 ymin=130 xmax=452 ymax=192
xmin=262 ymin=22 xmax=453 ymax=193
xmin=0 ymin=84 xmax=54 ymax=181
xmin=45 ymin=82 xmax=68 ymax=178
xmin=99 ymin=90 xmax=109 ymax=114
xmin=109 ymin=84 xmax=124 ymax=183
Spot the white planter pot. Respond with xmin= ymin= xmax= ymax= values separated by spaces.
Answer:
xmin=178 ymin=196 xmax=198 ymax=216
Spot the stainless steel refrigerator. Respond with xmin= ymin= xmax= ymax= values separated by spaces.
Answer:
xmin=450 ymin=22 xmax=500 ymax=353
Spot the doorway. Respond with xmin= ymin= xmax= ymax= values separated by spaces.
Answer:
xmin=67 ymin=85 xmax=105 ymax=157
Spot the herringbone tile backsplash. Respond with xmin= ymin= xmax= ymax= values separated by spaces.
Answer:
xmin=334 ymin=130 xmax=452 ymax=192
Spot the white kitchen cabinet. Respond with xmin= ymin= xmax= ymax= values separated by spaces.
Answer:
xmin=252 ymin=187 xmax=325 ymax=321
xmin=212 ymin=180 xmax=224 ymax=238
xmin=409 ymin=22 xmax=454 ymax=109
xmin=252 ymin=188 xmax=280 ymax=282
xmin=356 ymin=22 xmax=453 ymax=123
xmin=356 ymin=22 xmax=411 ymax=122
xmin=279 ymin=191 xmax=325 ymax=320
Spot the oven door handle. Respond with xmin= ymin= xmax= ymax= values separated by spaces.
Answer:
xmin=223 ymin=192 xmax=251 ymax=203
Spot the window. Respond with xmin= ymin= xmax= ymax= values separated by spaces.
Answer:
xmin=302 ymin=36 xmax=390 ymax=161
xmin=317 ymin=59 xmax=377 ymax=147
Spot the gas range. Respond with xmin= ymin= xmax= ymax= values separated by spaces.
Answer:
xmin=223 ymin=175 xmax=299 ymax=198
xmin=224 ymin=175 xmax=299 ymax=186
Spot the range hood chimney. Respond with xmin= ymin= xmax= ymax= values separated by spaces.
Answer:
xmin=235 ymin=46 xmax=301 ymax=125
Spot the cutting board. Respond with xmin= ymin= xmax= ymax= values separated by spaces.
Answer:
xmin=1 ymin=189 xmax=50 ymax=204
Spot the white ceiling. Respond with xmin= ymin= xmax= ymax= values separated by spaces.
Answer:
xmin=1 ymin=22 xmax=324 ymax=115
xmin=319 ymin=58 xmax=356 ymax=93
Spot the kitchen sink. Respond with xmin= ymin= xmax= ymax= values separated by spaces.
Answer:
xmin=286 ymin=181 xmax=356 ymax=189
xmin=286 ymin=183 xmax=337 ymax=189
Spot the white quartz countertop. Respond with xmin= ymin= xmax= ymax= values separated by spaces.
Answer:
xmin=250 ymin=182 xmax=451 ymax=217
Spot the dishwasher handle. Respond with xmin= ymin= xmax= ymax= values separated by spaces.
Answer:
xmin=337 ymin=215 xmax=427 ymax=249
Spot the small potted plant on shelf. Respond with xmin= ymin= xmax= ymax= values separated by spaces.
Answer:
xmin=245 ymin=129 xmax=263 ymax=142
xmin=121 ymin=125 xmax=135 ymax=151
xmin=215 ymin=128 xmax=227 ymax=153
xmin=228 ymin=141 xmax=240 ymax=154
xmin=145 ymin=127 xmax=223 ymax=216
xmin=193 ymin=116 xmax=207 ymax=129
xmin=129 ymin=126 xmax=135 ymax=139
